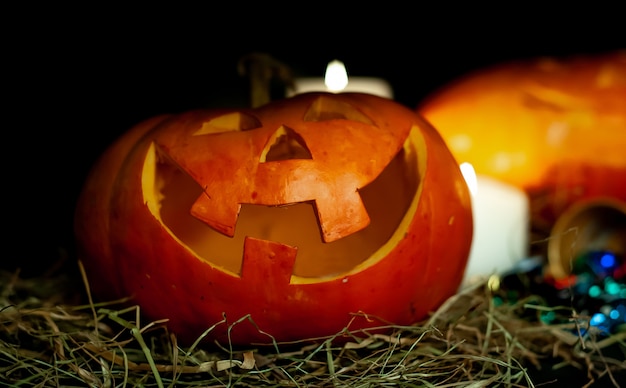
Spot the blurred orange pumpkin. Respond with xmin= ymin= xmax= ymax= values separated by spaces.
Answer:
xmin=74 ymin=92 xmax=473 ymax=345
xmin=417 ymin=51 xmax=626 ymax=230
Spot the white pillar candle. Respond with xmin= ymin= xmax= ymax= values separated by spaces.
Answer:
xmin=460 ymin=163 xmax=530 ymax=287
xmin=286 ymin=60 xmax=393 ymax=99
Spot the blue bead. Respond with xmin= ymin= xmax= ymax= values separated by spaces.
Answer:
xmin=590 ymin=312 xmax=606 ymax=326
xmin=600 ymin=253 xmax=617 ymax=269
xmin=577 ymin=250 xmax=624 ymax=280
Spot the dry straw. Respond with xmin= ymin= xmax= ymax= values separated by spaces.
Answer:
xmin=1 ymin=261 xmax=624 ymax=387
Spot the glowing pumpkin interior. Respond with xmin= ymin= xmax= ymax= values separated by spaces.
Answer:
xmin=140 ymin=96 xmax=422 ymax=279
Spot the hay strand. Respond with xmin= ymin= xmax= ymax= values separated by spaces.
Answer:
xmin=1 ymin=264 xmax=624 ymax=387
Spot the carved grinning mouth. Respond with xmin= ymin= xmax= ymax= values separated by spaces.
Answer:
xmin=142 ymin=97 xmax=422 ymax=279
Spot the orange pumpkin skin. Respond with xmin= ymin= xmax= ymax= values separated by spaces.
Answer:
xmin=418 ymin=51 xmax=626 ymax=227
xmin=75 ymin=92 xmax=473 ymax=345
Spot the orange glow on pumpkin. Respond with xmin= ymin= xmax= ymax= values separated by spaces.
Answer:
xmin=75 ymin=92 xmax=473 ymax=345
xmin=418 ymin=51 xmax=626 ymax=227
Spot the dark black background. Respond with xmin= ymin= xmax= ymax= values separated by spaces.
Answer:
xmin=6 ymin=5 xmax=625 ymax=276
xmin=4 ymin=6 xmax=625 ymax=386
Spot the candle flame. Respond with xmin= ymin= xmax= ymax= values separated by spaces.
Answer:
xmin=460 ymin=162 xmax=478 ymax=196
xmin=324 ymin=60 xmax=349 ymax=92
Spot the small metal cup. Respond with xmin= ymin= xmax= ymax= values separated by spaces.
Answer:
xmin=547 ymin=198 xmax=626 ymax=280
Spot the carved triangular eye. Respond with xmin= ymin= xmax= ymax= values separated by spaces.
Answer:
xmin=193 ymin=112 xmax=262 ymax=135
xmin=304 ymin=96 xmax=374 ymax=124
xmin=260 ymin=126 xmax=313 ymax=162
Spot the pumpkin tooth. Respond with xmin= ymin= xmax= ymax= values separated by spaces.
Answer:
xmin=315 ymin=188 xmax=370 ymax=243
xmin=190 ymin=194 xmax=240 ymax=237
xmin=240 ymin=237 xmax=297 ymax=285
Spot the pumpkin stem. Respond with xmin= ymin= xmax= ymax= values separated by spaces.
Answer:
xmin=238 ymin=52 xmax=294 ymax=108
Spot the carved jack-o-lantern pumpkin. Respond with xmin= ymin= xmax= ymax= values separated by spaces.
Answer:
xmin=418 ymin=51 xmax=626 ymax=229
xmin=74 ymin=92 xmax=473 ymax=345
